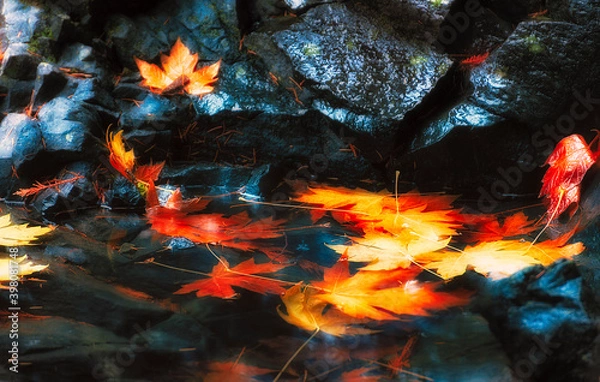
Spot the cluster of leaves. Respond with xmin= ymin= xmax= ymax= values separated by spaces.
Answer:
xmin=0 ymin=214 xmax=51 ymax=287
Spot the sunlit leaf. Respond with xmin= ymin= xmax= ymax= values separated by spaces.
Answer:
xmin=0 ymin=255 xmax=48 ymax=287
xmin=134 ymin=38 xmax=220 ymax=97
xmin=0 ymin=214 xmax=52 ymax=246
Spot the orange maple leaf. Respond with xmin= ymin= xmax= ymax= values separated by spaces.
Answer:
xmin=134 ymin=38 xmax=221 ymax=96
xmin=277 ymin=284 xmax=375 ymax=336
xmin=174 ymin=257 xmax=288 ymax=299
xmin=540 ymin=133 xmax=599 ymax=220
xmin=134 ymin=162 xmax=165 ymax=184
xmin=310 ymin=259 xmax=467 ymax=320
xmin=106 ymin=130 xmax=135 ymax=180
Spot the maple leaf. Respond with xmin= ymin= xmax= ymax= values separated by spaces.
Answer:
xmin=277 ymin=284 xmax=375 ymax=336
xmin=461 ymin=212 xmax=538 ymax=242
xmin=327 ymin=231 xmax=450 ymax=271
xmin=540 ymin=134 xmax=599 ymax=219
xmin=203 ymin=361 xmax=274 ymax=382
xmin=0 ymin=214 xmax=52 ymax=246
xmin=134 ymin=38 xmax=221 ymax=96
xmin=426 ymin=239 xmax=584 ymax=280
xmin=310 ymin=259 xmax=467 ymax=320
xmin=0 ymin=255 xmax=48 ymax=288
xmin=174 ymin=257 xmax=288 ymax=299
xmin=106 ymin=129 xmax=135 ymax=180
xmin=134 ymin=162 xmax=165 ymax=184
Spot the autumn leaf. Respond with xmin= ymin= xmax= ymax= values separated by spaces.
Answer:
xmin=0 ymin=214 xmax=52 ymax=246
xmin=106 ymin=129 xmax=135 ymax=180
xmin=426 ymin=239 xmax=584 ymax=280
xmin=203 ymin=361 xmax=274 ymax=382
xmin=327 ymin=231 xmax=450 ymax=271
xmin=174 ymin=257 xmax=288 ymax=299
xmin=134 ymin=162 xmax=165 ymax=184
xmin=278 ymin=284 xmax=375 ymax=336
xmin=310 ymin=259 xmax=467 ymax=320
xmin=134 ymin=38 xmax=221 ymax=96
xmin=540 ymin=134 xmax=599 ymax=219
xmin=0 ymin=255 xmax=48 ymax=288
xmin=461 ymin=212 xmax=538 ymax=242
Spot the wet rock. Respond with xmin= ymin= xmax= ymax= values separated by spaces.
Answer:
xmin=33 ymin=63 xmax=68 ymax=105
xmin=480 ymin=0 xmax=544 ymax=23
xmin=193 ymin=61 xmax=303 ymax=116
xmin=0 ymin=113 xmax=42 ymax=167
xmin=118 ymin=92 xmax=193 ymax=132
xmin=160 ymin=162 xmax=271 ymax=196
xmin=1 ymin=0 xmax=42 ymax=44
xmin=1 ymin=77 xmax=35 ymax=112
xmin=0 ymin=43 xmax=41 ymax=80
xmin=249 ymin=3 xmax=452 ymax=138
xmin=283 ymin=0 xmax=340 ymax=11
xmin=477 ymin=260 xmax=599 ymax=381
xmin=0 ymin=113 xmax=42 ymax=195
xmin=547 ymin=0 xmax=600 ymax=25
xmin=175 ymin=110 xmax=381 ymax=187
xmin=103 ymin=176 xmax=145 ymax=210
xmin=37 ymin=97 xmax=101 ymax=153
xmin=469 ymin=21 xmax=600 ymax=125
xmin=31 ymin=162 xmax=98 ymax=219
xmin=58 ymin=43 xmax=111 ymax=83
xmin=105 ymin=0 xmax=240 ymax=69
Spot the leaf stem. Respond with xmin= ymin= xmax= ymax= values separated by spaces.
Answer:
xmin=273 ymin=328 xmax=320 ymax=382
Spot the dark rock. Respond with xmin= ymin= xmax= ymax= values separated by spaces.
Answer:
xmin=33 ymin=62 xmax=68 ymax=105
xmin=248 ymin=2 xmax=452 ymax=139
xmin=192 ymin=60 xmax=302 ymax=116
xmin=105 ymin=0 xmax=240 ymax=69
xmin=103 ymin=176 xmax=145 ymax=210
xmin=469 ymin=21 xmax=600 ymax=125
xmin=73 ymin=78 xmax=120 ymax=125
xmin=173 ymin=110 xmax=382 ymax=188
xmin=118 ymin=92 xmax=193 ymax=132
xmin=547 ymin=0 xmax=600 ymax=25
xmin=0 ymin=113 xmax=42 ymax=195
xmin=0 ymin=113 xmax=42 ymax=167
xmin=37 ymin=97 xmax=101 ymax=153
xmin=480 ymin=0 xmax=544 ymax=23
xmin=44 ymin=245 xmax=88 ymax=265
xmin=31 ymin=162 xmax=98 ymax=219
xmin=2 ymin=78 xmax=35 ymax=112
xmin=58 ymin=43 xmax=111 ymax=83
xmin=160 ymin=162 xmax=271 ymax=196
xmin=477 ymin=260 xmax=599 ymax=381
xmin=0 ymin=43 xmax=41 ymax=80
xmin=282 ymin=0 xmax=340 ymax=12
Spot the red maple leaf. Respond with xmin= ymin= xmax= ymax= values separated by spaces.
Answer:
xmin=174 ymin=257 xmax=288 ymax=299
xmin=540 ymin=134 xmax=599 ymax=219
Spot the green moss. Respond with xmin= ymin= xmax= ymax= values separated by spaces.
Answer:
xmin=345 ymin=38 xmax=356 ymax=51
xmin=410 ymin=55 xmax=428 ymax=66
xmin=430 ymin=0 xmax=445 ymax=8
xmin=302 ymin=43 xmax=321 ymax=57
xmin=28 ymin=25 xmax=56 ymax=62
xmin=524 ymin=34 xmax=544 ymax=54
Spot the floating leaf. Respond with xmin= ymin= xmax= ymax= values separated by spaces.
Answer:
xmin=0 ymin=214 xmax=52 ymax=246
xmin=174 ymin=257 xmax=288 ymax=299
xmin=0 ymin=255 xmax=48 ymax=287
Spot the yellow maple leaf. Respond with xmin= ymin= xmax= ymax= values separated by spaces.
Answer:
xmin=426 ymin=239 xmax=584 ymax=280
xmin=0 ymin=214 xmax=52 ymax=246
xmin=0 ymin=255 xmax=48 ymax=288
xmin=327 ymin=231 xmax=450 ymax=271
xmin=134 ymin=38 xmax=221 ymax=96
xmin=277 ymin=284 xmax=375 ymax=336
xmin=106 ymin=130 xmax=135 ymax=180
